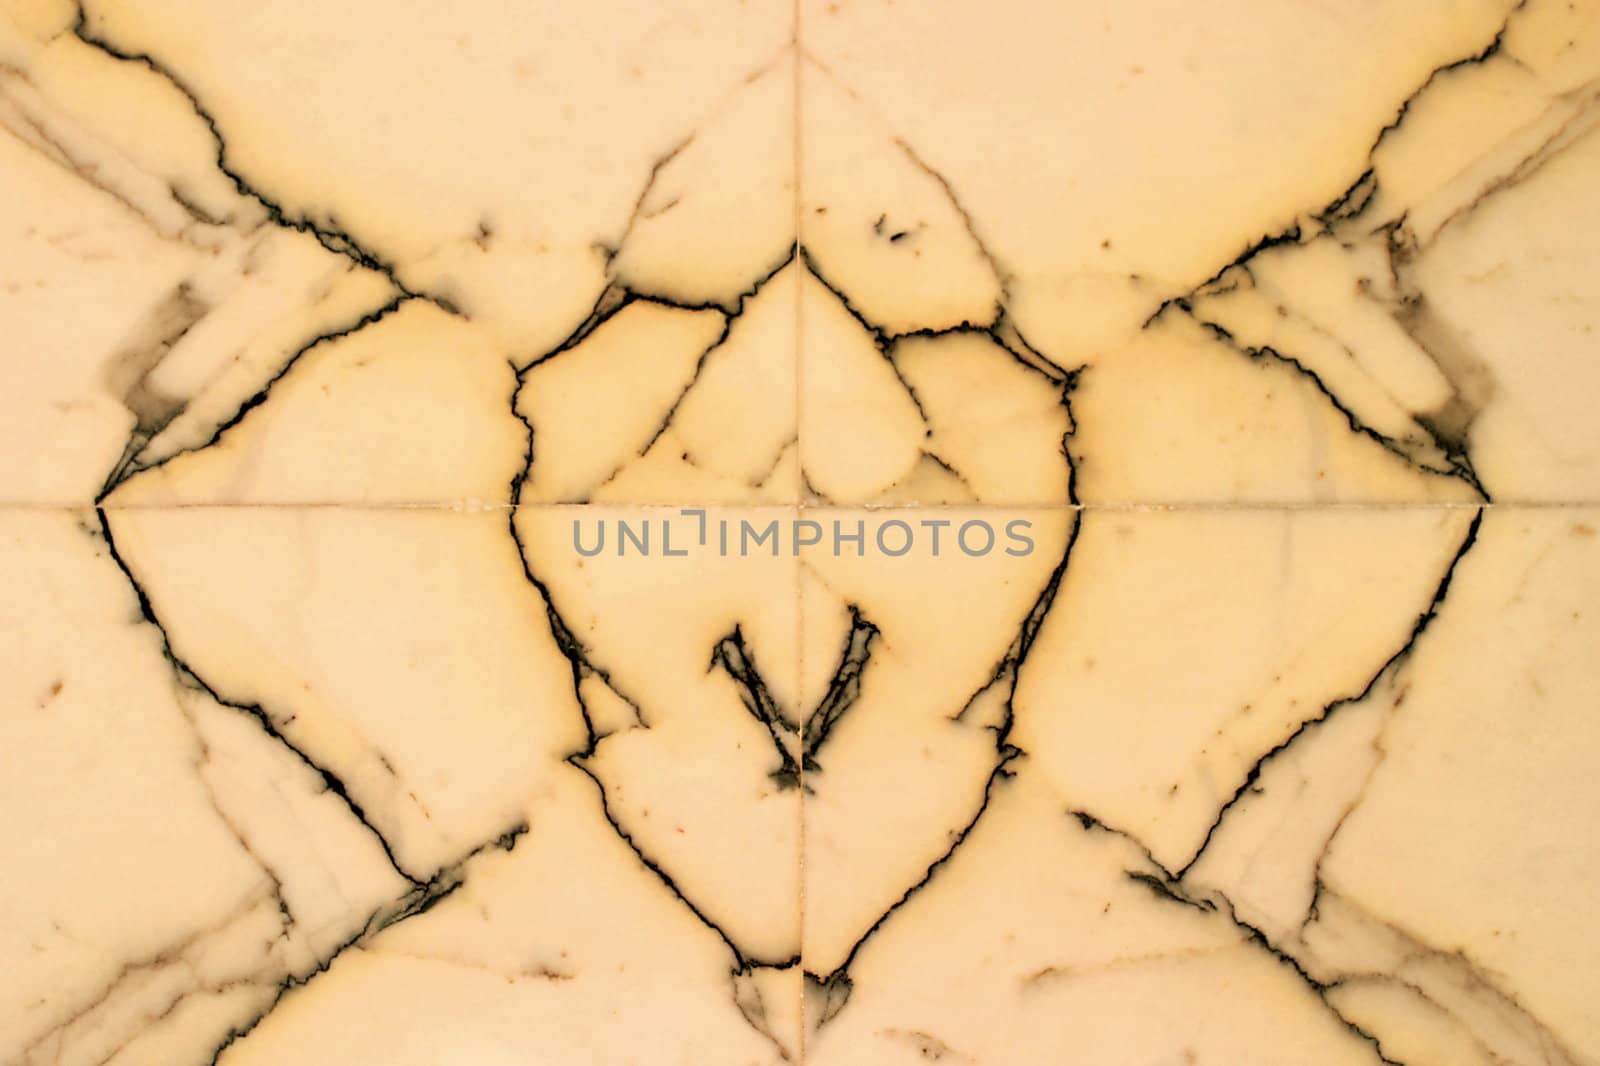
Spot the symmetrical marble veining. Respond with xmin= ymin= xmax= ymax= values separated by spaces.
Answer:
xmin=2 ymin=0 xmax=1597 ymax=1063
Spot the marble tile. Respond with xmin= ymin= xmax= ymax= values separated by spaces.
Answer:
xmin=3 ymin=0 xmax=1599 ymax=1063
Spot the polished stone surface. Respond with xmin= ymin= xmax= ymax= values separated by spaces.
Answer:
xmin=2 ymin=1 xmax=1598 ymax=1063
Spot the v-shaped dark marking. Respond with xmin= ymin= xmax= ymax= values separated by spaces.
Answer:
xmin=710 ymin=606 xmax=881 ymax=788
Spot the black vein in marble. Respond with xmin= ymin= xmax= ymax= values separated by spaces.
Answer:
xmin=1152 ymin=0 xmax=1526 ymax=314
xmin=1177 ymin=508 xmax=1484 ymax=879
xmin=712 ymin=623 xmax=803 ymax=787
xmin=98 ymin=295 xmax=412 ymax=501
xmin=71 ymin=3 xmax=459 ymax=315
xmin=201 ymin=823 xmax=529 ymax=1066
xmin=1072 ymin=811 xmax=1406 ymax=1066
xmin=805 ymin=514 xmax=1082 ymax=1010
xmin=97 ymin=283 xmax=210 ymax=493
xmin=1178 ymin=305 xmax=1490 ymax=498
xmin=801 ymin=606 xmax=879 ymax=765
xmin=95 ymin=505 xmax=425 ymax=886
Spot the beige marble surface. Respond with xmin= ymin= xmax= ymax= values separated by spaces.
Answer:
xmin=2 ymin=1 xmax=1598 ymax=1063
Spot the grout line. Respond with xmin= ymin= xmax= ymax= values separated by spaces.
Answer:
xmin=791 ymin=1 xmax=810 ymax=1055
xmin=11 ymin=500 xmax=1600 ymax=513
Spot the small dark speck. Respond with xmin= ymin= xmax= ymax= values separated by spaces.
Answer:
xmin=39 ymin=679 xmax=64 ymax=708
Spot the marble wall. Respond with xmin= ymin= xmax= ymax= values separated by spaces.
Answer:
xmin=1 ymin=0 xmax=1597 ymax=1063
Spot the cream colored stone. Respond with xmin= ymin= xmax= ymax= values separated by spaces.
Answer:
xmin=2 ymin=0 xmax=1597 ymax=1062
